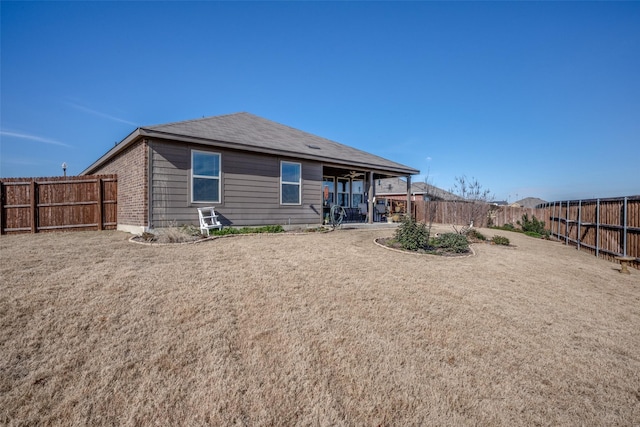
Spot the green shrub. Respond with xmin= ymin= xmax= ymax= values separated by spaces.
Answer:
xmin=492 ymin=235 xmax=510 ymax=246
xmin=395 ymin=217 xmax=430 ymax=251
xmin=431 ymin=233 xmax=469 ymax=253
xmin=211 ymin=225 xmax=284 ymax=236
xmin=212 ymin=228 xmax=240 ymax=236
xmin=517 ymin=214 xmax=547 ymax=235
xmin=249 ymin=225 xmax=284 ymax=233
xmin=467 ymin=229 xmax=486 ymax=241
xmin=524 ymin=231 xmax=542 ymax=238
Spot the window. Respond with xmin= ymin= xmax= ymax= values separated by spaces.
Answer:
xmin=351 ymin=180 xmax=364 ymax=207
xmin=337 ymin=178 xmax=350 ymax=207
xmin=281 ymin=161 xmax=301 ymax=205
xmin=191 ymin=150 xmax=221 ymax=203
xmin=322 ymin=177 xmax=335 ymax=207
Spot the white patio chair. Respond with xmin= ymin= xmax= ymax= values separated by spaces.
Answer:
xmin=197 ymin=206 xmax=222 ymax=235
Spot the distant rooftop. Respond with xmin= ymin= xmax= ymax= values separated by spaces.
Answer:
xmin=375 ymin=177 xmax=462 ymax=201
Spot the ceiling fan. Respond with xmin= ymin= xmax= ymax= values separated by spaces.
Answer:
xmin=343 ymin=170 xmax=364 ymax=179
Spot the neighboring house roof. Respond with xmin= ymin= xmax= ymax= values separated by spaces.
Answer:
xmin=82 ymin=112 xmax=419 ymax=176
xmin=514 ymin=197 xmax=547 ymax=208
xmin=375 ymin=177 xmax=462 ymax=201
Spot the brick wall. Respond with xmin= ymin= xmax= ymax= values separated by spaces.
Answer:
xmin=90 ymin=140 xmax=148 ymax=229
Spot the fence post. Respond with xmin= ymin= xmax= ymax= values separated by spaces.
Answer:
xmin=577 ymin=200 xmax=582 ymax=251
xmin=566 ymin=201 xmax=571 ymax=245
xmin=0 ymin=181 xmax=4 ymax=235
xmin=552 ymin=202 xmax=556 ymax=237
xmin=550 ymin=202 xmax=555 ymax=237
xmin=557 ymin=201 xmax=562 ymax=239
xmin=97 ymin=178 xmax=104 ymax=231
xmin=30 ymin=180 xmax=38 ymax=233
xmin=596 ymin=199 xmax=600 ymax=258
xmin=557 ymin=201 xmax=561 ymax=240
xmin=623 ymin=196 xmax=628 ymax=257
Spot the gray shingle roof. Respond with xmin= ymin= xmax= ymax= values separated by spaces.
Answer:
xmin=142 ymin=113 xmax=419 ymax=175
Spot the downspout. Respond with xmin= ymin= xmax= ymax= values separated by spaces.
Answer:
xmin=368 ymin=171 xmax=374 ymax=224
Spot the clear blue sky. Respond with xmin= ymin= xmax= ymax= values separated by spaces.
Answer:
xmin=1 ymin=1 xmax=638 ymax=202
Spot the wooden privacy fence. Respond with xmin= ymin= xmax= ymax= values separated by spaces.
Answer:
xmin=412 ymin=200 xmax=544 ymax=228
xmin=540 ymin=197 xmax=639 ymax=268
xmin=412 ymin=197 xmax=639 ymax=269
xmin=413 ymin=200 xmax=488 ymax=227
xmin=0 ymin=175 xmax=117 ymax=234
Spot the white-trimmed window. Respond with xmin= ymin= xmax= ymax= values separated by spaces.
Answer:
xmin=337 ymin=178 xmax=350 ymax=207
xmin=281 ymin=161 xmax=301 ymax=205
xmin=191 ymin=150 xmax=221 ymax=203
xmin=351 ymin=180 xmax=364 ymax=207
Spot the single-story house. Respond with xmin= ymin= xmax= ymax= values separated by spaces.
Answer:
xmin=81 ymin=112 xmax=419 ymax=233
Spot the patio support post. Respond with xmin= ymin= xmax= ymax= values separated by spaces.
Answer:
xmin=406 ymin=175 xmax=412 ymax=220
xmin=368 ymin=171 xmax=374 ymax=224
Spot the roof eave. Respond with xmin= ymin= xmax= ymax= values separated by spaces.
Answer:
xmin=140 ymin=129 xmax=420 ymax=176
xmin=81 ymin=127 xmax=420 ymax=177
xmin=80 ymin=128 xmax=143 ymax=175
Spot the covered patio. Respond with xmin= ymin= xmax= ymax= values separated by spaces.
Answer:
xmin=321 ymin=166 xmax=412 ymax=225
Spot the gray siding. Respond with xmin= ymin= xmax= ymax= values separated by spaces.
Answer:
xmin=150 ymin=140 xmax=322 ymax=228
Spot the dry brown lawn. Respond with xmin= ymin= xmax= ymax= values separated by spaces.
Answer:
xmin=1 ymin=225 xmax=639 ymax=426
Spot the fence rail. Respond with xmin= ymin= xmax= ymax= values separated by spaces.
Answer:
xmin=411 ymin=197 xmax=639 ymax=270
xmin=0 ymin=175 xmax=117 ymax=234
xmin=540 ymin=196 xmax=640 ymax=267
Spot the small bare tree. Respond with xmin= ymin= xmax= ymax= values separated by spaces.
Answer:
xmin=421 ymin=170 xmax=438 ymax=234
xmin=450 ymin=175 xmax=493 ymax=231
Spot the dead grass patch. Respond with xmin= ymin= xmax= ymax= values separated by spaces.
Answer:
xmin=1 ymin=226 xmax=639 ymax=426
